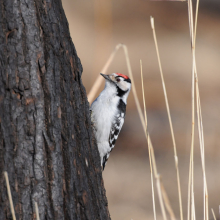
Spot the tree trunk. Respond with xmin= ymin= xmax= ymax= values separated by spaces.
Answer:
xmin=0 ymin=0 xmax=110 ymax=219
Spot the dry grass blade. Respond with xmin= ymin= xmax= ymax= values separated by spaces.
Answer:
xmin=149 ymin=140 xmax=167 ymax=220
xmin=123 ymin=44 xmax=177 ymax=220
xmin=140 ymin=60 xmax=156 ymax=220
xmin=194 ymin=0 xmax=200 ymax=47
xmin=87 ymin=43 xmax=123 ymax=103
xmin=187 ymin=152 xmax=192 ymax=220
xmin=160 ymin=182 xmax=176 ymax=220
xmin=121 ymin=45 xmax=145 ymax=131
xmin=196 ymin=76 xmax=209 ymax=220
xmin=139 ymin=89 xmax=167 ymax=220
xmin=187 ymin=0 xmax=196 ymax=219
xmin=194 ymin=0 xmax=209 ymax=219
xmin=4 ymin=171 xmax=16 ymax=220
xmin=122 ymin=45 xmax=169 ymax=220
xmin=187 ymin=0 xmax=209 ymax=219
xmin=35 ymin=202 xmax=40 ymax=220
xmin=150 ymin=16 xmax=182 ymax=220
xmin=211 ymin=209 xmax=217 ymax=220
xmin=140 ymin=60 xmax=148 ymax=130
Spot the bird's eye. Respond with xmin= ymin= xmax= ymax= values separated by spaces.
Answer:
xmin=116 ymin=78 xmax=120 ymax=82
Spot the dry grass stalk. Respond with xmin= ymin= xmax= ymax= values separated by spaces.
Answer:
xmin=139 ymin=62 xmax=168 ymax=220
xmin=35 ymin=202 xmax=40 ymax=220
xmin=187 ymin=0 xmax=209 ymax=219
xmin=196 ymin=77 xmax=209 ymax=220
xmin=121 ymin=45 xmax=145 ymax=131
xmin=194 ymin=0 xmax=209 ymax=219
xmin=140 ymin=60 xmax=156 ymax=220
xmin=140 ymin=60 xmax=148 ymax=131
xmin=187 ymin=151 xmax=192 ymax=220
xmin=149 ymin=140 xmax=168 ymax=220
xmin=187 ymin=0 xmax=196 ymax=219
xmin=122 ymin=45 xmax=173 ymax=220
xmin=123 ymin=45 xmax=177 ymax=220
xmin=150 ymin=16 xmax=182 ymax=220
xmin=4 ymin=171 xmax=16 ymax=220
xmin=160 ymin=182 xmax=176 ymax=220
xmin=211 ymin=209 xmax=217 ymax=220
xmin=87 ymin=44 xmax=123 ymax=103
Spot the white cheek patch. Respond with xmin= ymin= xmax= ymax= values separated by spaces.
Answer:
xmin=119 ymin=81 xmax=128 ymax=91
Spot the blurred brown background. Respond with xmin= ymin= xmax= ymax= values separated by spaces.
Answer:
xmin=62 ymin=0 xmax=220 ymax=219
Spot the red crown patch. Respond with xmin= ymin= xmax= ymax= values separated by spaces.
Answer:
xmin=116 ymin=73 xmax=129 ymax=79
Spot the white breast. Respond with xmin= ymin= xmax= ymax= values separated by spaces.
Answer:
xmin=90 ymin=86 xmax=120 ymax=158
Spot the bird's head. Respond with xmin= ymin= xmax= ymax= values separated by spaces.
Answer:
xmin=100 ymin=73 xmax=131 ymax=99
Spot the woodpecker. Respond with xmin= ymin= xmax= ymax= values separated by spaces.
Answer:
xmin=90 ymin=73 xmax=131 ymax=170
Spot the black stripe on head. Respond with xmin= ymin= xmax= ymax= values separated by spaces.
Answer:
xmin=124 ymin=78 xmax=131 ymax=83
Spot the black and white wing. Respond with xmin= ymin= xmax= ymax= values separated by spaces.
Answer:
xmin=102 ymin=100 xmax=126 ymax=170
xmin=109 ymin=112 xmax=125 ymax=150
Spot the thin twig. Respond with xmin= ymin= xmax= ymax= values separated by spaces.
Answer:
xmin=4 ymin=171 xmax=16 ymax=220
xmin=150 ymin=16 xmax=181 ymax=220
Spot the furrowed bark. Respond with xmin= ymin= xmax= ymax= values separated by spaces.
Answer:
xmin=0 ymin=0 xmax=110 ymax=219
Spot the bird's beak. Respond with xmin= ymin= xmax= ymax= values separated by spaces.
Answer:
xmin=100 ymin=73 xmax=112 ymax=82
